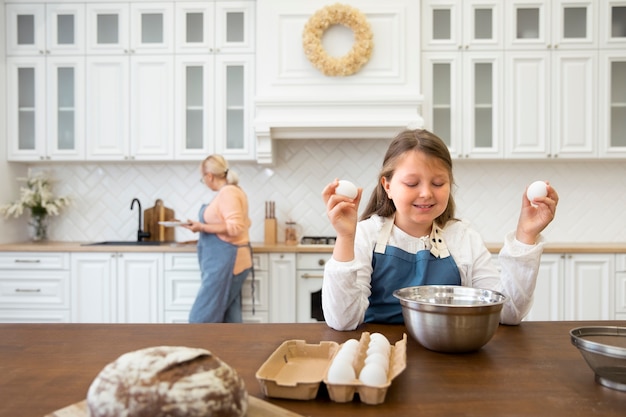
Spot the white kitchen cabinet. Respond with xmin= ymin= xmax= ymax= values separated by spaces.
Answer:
xmin=525 ymin=253 xmax=615 ymax=321
xmin=71 ymin=252 xmax=163 ymax=323
xmin=163 ymin=252 xmax=269 ymax=323
xmin=174 ymin=1 xmax=256 ymax=160
xmin=85 ymin=2 xmax=174 ymax=161
xmin=598 ymin=52 xmax=626 ymax=158
xmin=5 ymin=3 xmax=85 ymax=161
xmin=0 ymin=252 xmax=71 ymax=323
xmin=504 ymin=0 xmax=598 ymax=159
xmin=269 ymin=253 xmax=296 ymax=323
xmin=421 ymin=0 xmax=504 ymax=158
xmin=615 ymin=254 xmax=626 ymax=321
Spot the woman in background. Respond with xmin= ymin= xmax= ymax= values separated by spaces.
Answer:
xmin=184 ymin=155 xmax=252 ymax=323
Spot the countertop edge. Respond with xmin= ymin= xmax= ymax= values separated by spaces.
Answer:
xmin=1 ymin=241 xmax=626 ymax=254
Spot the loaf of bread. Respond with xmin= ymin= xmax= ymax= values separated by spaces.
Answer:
xmin=87 ymin=346 xmax=248 ymax=417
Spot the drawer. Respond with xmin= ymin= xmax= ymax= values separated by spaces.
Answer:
xmin=164 ymin=253 xmax=199 ymax=271
xmin=253 ymin=253 xmax=268 ymax=271
xmin=0 ymin=309 xmax=70 ymax=323
xmin=296 ymin=253 xmax=332 ymax=270
xmin=164 ymin=271 xmax=200 ymax=310
xmin=0 ymin=271 xmax=70 ymax=309
xmin=0 ymin=252 xmax=69 ymax=270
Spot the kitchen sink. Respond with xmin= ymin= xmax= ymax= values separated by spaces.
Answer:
xmin=83 ymin=241 xmax=164 ymax=246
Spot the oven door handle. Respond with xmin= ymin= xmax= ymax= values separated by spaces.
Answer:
xmin=301 ymin=273 xmax=324 ymax=279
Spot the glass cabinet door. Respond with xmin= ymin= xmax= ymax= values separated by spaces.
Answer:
xmin=46 ymin=4 xmax=85 ymax=54
xmin=130 ymin=3 xmax=173 ymax=53
xmin=175 ymin=2 xmax=214 ymax=53
xmin=86 ymin=4 xmax=129 ymax=54
xmin=506 ymin=1 xmax=549 ymax=48
xmin=600 ymin=1 xmax=626 ymax=48
xmin=422 ymin=0 xmax=461 ymax=50
xmin=463 ymin=0 xmax=502 ymax=50
xmin=610 ymin=60 xmax=626 ymax=148
xmin=553 ymin=0 xmax=596 ymax=49
xmin=215 ymin=2 xmax=255 ymax=53
xmin=5 ymin=4 xmax=46 ymax=55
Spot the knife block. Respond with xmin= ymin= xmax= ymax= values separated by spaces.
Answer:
xmin=264 ymin=218 xmax=277 ymax=245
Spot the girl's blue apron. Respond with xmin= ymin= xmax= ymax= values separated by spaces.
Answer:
xmin=189 ymin=203 xmax=250 ymax=323
xmin=364 ymin=216 xmax=462 ymax=324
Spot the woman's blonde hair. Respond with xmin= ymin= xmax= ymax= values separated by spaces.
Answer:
xmin=360 ymin=129 xmax=457 ymax=226
xmin=202 ymin=154 xmax=239 ymax=185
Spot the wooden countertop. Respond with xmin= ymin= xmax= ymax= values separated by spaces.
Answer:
xmin=2 ymin=241 xmax=626 ymax=253
xmin=1 ymin=321 xmax=625 ymax=417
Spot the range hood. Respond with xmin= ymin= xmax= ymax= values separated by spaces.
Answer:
xmin=255 ymin=0 xmax=422 ymax=165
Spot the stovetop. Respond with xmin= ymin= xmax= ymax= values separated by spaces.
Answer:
xmin=300 ymin=236 xmax=336 ymax=245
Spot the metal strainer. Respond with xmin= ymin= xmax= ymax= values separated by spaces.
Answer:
xmin=570 ymin=326 xmax=626 ymax=391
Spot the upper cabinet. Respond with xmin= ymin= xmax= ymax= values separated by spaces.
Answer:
xmin=174 ymin=1 xmax=256 ymax=161
xmin=5 ymin=3 xmax=85 ymax=161
xmin=421 ymin=0 xmax=504 ymax=158
xmin=5 ymin=0 xmax=256 ymax=162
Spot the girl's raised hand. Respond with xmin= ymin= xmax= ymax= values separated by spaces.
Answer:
xmin=516 ymin=181 xmax=559 ymax=245
xmin=322 ymin=179 xmax=363 ymax=238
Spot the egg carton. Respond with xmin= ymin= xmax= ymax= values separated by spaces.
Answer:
xmin=255 ymin=332 xmax=407 ymax=405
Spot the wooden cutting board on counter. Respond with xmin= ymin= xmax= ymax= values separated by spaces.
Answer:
xmin=45 ymin=396 xmax=304 ymax=417
xmin=143 ymin=199 xmax=175 ymax=242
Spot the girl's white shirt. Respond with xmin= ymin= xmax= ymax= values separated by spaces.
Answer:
xmin=322 ymin=214 xmax=545 ymax=331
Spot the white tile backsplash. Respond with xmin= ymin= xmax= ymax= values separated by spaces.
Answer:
xmin=25 ymin=139 xmax=626 ymax=244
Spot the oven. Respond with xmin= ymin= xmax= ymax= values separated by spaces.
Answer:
xmin=296 ymin=237 xmax=334 ymax=323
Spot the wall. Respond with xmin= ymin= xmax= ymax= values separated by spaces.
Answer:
xmin=22 ymin=138 xmax=626 ymax=245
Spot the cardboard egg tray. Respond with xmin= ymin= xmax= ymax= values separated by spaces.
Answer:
xmin=255 ymin=332 xmax=407 ymax=405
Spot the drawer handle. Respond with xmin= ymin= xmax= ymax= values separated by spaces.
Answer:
xmin=15 ymin=259 xmax=42 ymax=263
xmin=301 ymin=273 xmax=323 ymax=279
xmin=15 ymin=288 xmax=42 ymax=293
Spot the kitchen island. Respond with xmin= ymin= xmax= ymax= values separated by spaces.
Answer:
xmin=1 ymin=321 xmax=625 ymax=417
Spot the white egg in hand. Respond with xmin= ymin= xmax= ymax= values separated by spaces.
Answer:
xmin=327 ymin=359 xmax=356 ymax=384
xmin=526 ymin=181 xmax=548 ymax=207
xmin=335 ymin=180 xmax=358 ymax=199
xmin=358 ymin=363 xmax=388 ymax=386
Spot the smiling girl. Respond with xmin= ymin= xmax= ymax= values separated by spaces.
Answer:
xmin=321 ymin=129 xmax=559 ymax=331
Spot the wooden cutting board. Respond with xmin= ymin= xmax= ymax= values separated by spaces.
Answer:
xmin=143 ymin=199 xmax=175 ymax=242
xmin=45 ymin=396 xmax=303 ymax=417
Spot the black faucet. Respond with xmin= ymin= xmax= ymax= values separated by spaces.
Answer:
xmin=130 ymin=198 xmax=151 ymax=242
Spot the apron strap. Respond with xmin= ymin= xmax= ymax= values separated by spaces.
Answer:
xmin=374 ymin=216 xmax=395 ymax=254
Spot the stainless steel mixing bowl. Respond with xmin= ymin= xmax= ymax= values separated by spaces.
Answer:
xmin=393 ymin=285 xmax=506 ymax=353
xmin=570 ymin=326 xmax=626 ymax=391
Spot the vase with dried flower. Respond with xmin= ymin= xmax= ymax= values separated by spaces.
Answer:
xmin=0 ymin=172 xmax=71 ymax=241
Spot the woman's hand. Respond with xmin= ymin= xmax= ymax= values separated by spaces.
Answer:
xmin=515 ymin=182 xmax=559 ymax=244
xmin=322 ymin=179 xmax=362 ymax=237
xmin=182 ymin=220 xmax=204 ymax=233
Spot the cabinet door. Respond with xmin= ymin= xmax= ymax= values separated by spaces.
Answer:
xmin=552 ymin=0 xmax=597 ymax=50
xmin=5 ymin=4 xmax=46 ymax=56
xmin=85 ymin=55 xmax=130 ymax=160
xmin=130 ymin=2 xmax=174 ymax=54
xmin=599 ymin=0 xmax=626 ymax=49
xmin=462 ymin=0 xmax=503 ymax=50
xmin=214 ymin=55 xmax=255 ymax=158
xmin=175 ymin=2 xmax=215 ymax=53
xmin=6 ymin=57 xmax=47 ymax=160
xmin=269 ymin=253 xmax=296 ymax=323
xmin=524 ymin=254 xmax=564 ymax=321
xmin=86 ymin=3 xmax=130 ymax=54
xmin=599 ymin=53 xmax=626 ymax=157
xmin=421 ymin=0 xmax=462 ymax=51
xmin=616 ymin=255 xmax=626 ymax=317
xmin=130 ymin=55 xmax=174 ymax=160
xmin=462 ymin=52 xmax=503 ymax=158
xmin=551 ymin=51 xmax=597 ymax=158
xmin=174 ymin=55 xmax=215 ymax=159
xmin=117 ymin=253 xmax=163 ymax=323
xmin=505 ymin=0 xmax=550 ymax=50
xmin=504 ymin=51 xmax=551 ymax=158
xmin=71 ymin=253 xmax=115 ymax=323
xmin=214 ymin=1 xmax=256 ymax=53
xmin=565 ymin=254 xmax=614 ymax=320
xmin=46 ymin=56 xmax=86 ymax=160
xmin=46 ymin=3 xmax=86 ymax=55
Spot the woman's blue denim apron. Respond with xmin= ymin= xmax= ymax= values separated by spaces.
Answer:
xmin=364 ymin=217 xmax=462 ymax=324
xmin=189 ymin=204 xmax=251 ymax=323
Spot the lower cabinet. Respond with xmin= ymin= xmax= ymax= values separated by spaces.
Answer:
xmin=163 ymin=252 xmax=269 ymax=323
xmin=615 ymin=255 xmax=626 ymax=321
xmin=525 ymin=253 xmax=615 ymax=321
xmin=0 ymin=252 xmax=71 ymax=323
xmin=268 ymin=253 xmax=296 ymax=323
xmin=71 ymin=252 xmax=163 ymax=323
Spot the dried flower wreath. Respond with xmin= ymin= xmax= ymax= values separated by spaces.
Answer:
xmin=302 ymin=3 xmax=374 ymax=77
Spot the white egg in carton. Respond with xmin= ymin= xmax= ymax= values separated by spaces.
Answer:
xmin=255 ymin=332 xmax=407 ymax=405
xmin=323 ymin=332 xmax=407 ymax=405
